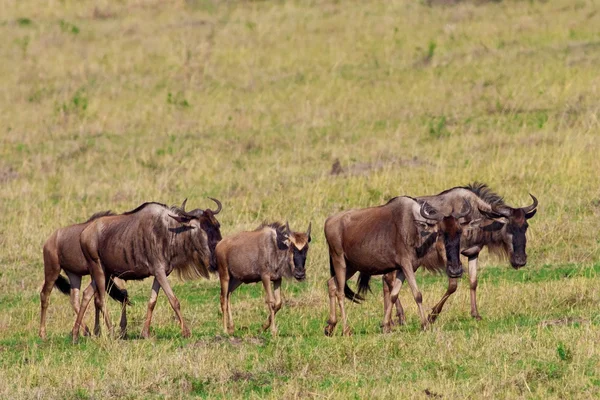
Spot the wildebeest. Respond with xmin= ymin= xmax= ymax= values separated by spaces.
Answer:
xmin=383 ymin=182 xmax=538 ymax=324
xmin=324 ymin=196 xmax=472 ymax=336
xmin=215 ymin=221 xmax=311 ymax=335
xmin=71 ymin=199 xmax=222 ymax=342
xmin=40 ymin=211 xmax=130 ymax=339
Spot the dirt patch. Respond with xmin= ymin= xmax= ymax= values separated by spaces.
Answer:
xmin=539 ymin=317 xmax=590 ymax=328
xmin=0 ymin=166 xmax=18 ymax=183
xmin=230 ymin=371 xmax=254 ymax=382
xmin=330 ymin=157 xmax=433 ymax=177
xmin=424 ymin=388 xmax=442 ymax=398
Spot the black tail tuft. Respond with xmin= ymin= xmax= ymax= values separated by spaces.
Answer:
xmin=54 ymin=275 xmax=71 ymax=295
xmin=107 ymin=276 xmax=132 ymax=306
xmin=330 ymin=255 xmax=364 ymax=303
xmin=344 ymin=284 xmax=364 ymax=304
xmin=357 ymin=273 xmax=372 ymax=297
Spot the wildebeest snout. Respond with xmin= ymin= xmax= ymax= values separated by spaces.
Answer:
xmin=446 ymin=263 xmax=464 ymax=278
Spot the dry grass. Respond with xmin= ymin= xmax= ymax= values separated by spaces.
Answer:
xmin=1 ymin=0 xmax=600 ymax=398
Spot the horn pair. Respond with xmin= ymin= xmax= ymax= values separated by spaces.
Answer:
xmin=179 ymin=197 xmax=223 ymax=216
xmin=420 ymin=199 xmax=471 ymax=221
xmin=482 ymin=194 xmax=538 ymax=218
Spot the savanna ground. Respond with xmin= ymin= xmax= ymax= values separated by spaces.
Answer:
xmin=1 ymin=0 xmax=599 ymax=398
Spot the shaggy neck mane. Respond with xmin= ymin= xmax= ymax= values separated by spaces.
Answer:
xmin=85 ymin=210 xmax=115 ymax=223
xmin=457 ymin=182 xmax=506 ymax=207
xmin=123 ymin=202 xmax=169 ymax=215
xmin=255 ymin=221 xmax=286 ymax=231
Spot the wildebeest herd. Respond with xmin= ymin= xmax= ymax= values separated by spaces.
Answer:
xmin=39 ymin=182 xmax=537 ymax=341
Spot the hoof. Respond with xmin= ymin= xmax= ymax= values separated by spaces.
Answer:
xmin=427 ymin=313 xmax=439 ymax=324
xmin=472 ymin=314 xmax=482 ymax=321
xmin=342 ymin=326 xmax=353 ymax=336
xmin=140 ymin=330 xmax=150 ymax=339
xmin=182 ymin=328 xmax=191 ymax=338
xmin=382 ymin=324 xmax=393 ymax=334
xmin=324 ymin=324 xmax=335 ymax=337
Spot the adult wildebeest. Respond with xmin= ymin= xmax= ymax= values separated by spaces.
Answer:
xmin=215 ymin=221 xmax=311 ymax=335
xmin=71 ymin=199 xmax=222 ymax=342
xmin=382 ymin=182 xmax=538 ymax=324
xmin=324 ymin=196 xmax=472 ymax=336
xmin=40 ymin=211 xmax=130 ymax=339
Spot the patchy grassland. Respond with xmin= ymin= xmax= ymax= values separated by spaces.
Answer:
xmin=1 ymin=0 xmax=600 ymax=398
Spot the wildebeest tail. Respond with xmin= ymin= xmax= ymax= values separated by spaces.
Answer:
xmin=329 ymin=255 xmax=364 ymax=304
xmin=54 ymin=274 xmax=71 ymax=295
xmin=107 ymin=276 xmax=132 ymax=306
xmin=357 ymin=272 xmax=372 ymax=297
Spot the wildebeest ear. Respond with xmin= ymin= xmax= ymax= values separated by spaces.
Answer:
xmin=461 ymin=246 xmax=481 ymax=257
xmin=525 ymin=209 xmax=537 ymax=220
xmin=462 ymin=218 xmax=481 ymax=228
xmin=415 ymin=221 xmax=436 ymax=236
xmin=169 ymin=214 xmax=193 ymax=224
xmin=276 ymin=228 xmax=290 ymax=250
xmin=481 ymin=220 xmax=505 ymax=232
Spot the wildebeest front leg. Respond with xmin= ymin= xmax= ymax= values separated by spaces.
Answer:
xmin=325 ymin=276 xmax=338 ymax=336
xmin=141 ymin=278 xmax=161 ymax=339
xmin=427 ymin=277 xmax=459 ymax=323
xmin=468 ymin=256 xmax=482 ymax=320
xmin=154 ymin=270 xmax=191 ymax=338
xmin=261 ymin=276 xmax=278 ymax=335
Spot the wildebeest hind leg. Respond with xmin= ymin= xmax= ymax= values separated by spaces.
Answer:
xmin=225 ymin=279 xmax=241 ymax=334
xmin=383 ymin=270 xmax=404 ymax=333
xmin=72 ymin=282 xmax=96 ymax=343
xmin=141 ymin=278 xmax=161 ymax=339
xmin=273 ymin=279 xmax=283 ymax=314
xmin=154 ymin=270 xmax=191 ymax=338
xmin=428 ymin=277 xmax=459 ymax=323
xmin=399 ymin=260 xmax=428 ymax=329
xmin=40 ymin=245 xmax=61 ymax=339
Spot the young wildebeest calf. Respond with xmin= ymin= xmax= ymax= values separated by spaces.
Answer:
xmin=324 ymin=196 xmax=471 ymax=336
xmin=40 ymin=211 xmax=130 ymax=339
xmin=71 ymin=199 xmax=222 ymax=342
xmin=215 ymin=222 xmax=311 ymax=335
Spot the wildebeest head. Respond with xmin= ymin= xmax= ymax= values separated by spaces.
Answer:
xmin=418 ymin=199 xmax=475 ymax=278
xmin=479 ymin=194 xmax=538 ymax=269
xmin=277 ymin=221 xmax=311 ymax=281
xmin=169 ymin=198 xmax=223 ymax=269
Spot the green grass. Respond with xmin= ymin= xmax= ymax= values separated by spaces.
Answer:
xmin=1 ymin=0 xmax=600 ymax=398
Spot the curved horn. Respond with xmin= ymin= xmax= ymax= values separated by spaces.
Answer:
xmin=521 ymin=193 xmax=538 ymax=214
xmin=306 ymin=222 xmax=312 ymax=237
xmin=207 ymin=197 xmax=222 ymax=215
xmin=420 ymin=201 xmax=443 ymax=221
xmin=453 ymin=199 xmax=472 ymax=219
xmin=285 ymin=221 xmax=291 ymax=233
xmin=490 ymin=204 xmax=512 ymax=218
xmin=181 ymin=198 xmax=188 ymax=212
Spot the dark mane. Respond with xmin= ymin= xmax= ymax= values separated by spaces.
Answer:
xmin=85 ymin=210 xmax=115 ymax=223
xmin=123 ymin=202 xmax=168 ymax=215
xmin=438 ymin=182 xmax=505 ymax=207
xmin=255 ymin=221 xmax=286 ymax=232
